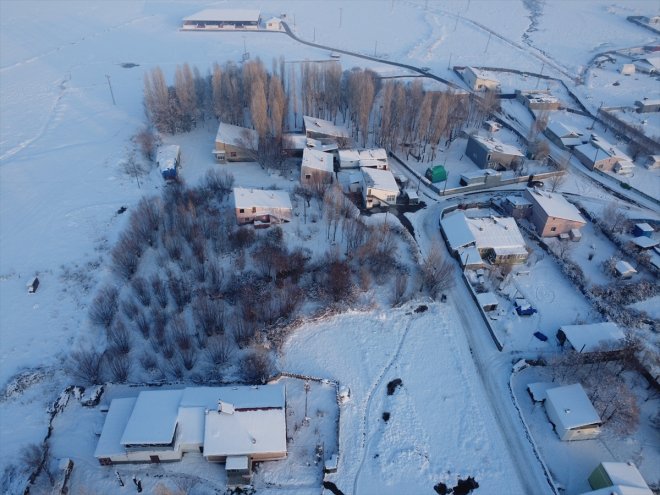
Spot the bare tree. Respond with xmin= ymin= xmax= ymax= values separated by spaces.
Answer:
xmin=547 ymin=171 xmax=567 ymax=192
xmin=89 ymin=286 xmax=119 ymax=328
xmin=421 ymin=243 xmax=455 ymax=298
xmin=241 ymin=348 xmax=274 ymax=384
xmin=206 ymin=335 xmax=234 ymax=367
xmin=135 ymin=127 xmax=157 ymax=161
xmin=106 ymin=353 xmax=131 ymax=383
xmin=67 ymin=348 xmax=103 ymax=385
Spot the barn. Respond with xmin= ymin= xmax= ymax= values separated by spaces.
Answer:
xmin=182 ymin=9 xmax=261 ymax=30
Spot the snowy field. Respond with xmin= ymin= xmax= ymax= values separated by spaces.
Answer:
xmin=281 ymin=302 xmax=525 ymax=495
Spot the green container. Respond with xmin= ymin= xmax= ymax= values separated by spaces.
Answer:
xmin=425 ymin=165 xmax=447 ymax=183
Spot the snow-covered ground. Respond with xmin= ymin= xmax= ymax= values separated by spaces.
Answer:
xmin=281 ymin=302 xmax=526 ymax=494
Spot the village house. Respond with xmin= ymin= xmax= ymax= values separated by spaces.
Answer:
xmin=95 ymin=385 xmax=286 ymax=485
xmin=556 ymin=322 xmax=626 ymax=353
xmin=440 ymin=211 xmax=528 ymax=265
xmin=545 ymin=120 xmax=587 ymax=149
xmin=265 ymin=17 xmax=283 ymax=31
xmin=634 ymin=98 xmax=660 ymax=113
xmin=361 ymin=167 xmax=399 ymax=209
xmin=181 ymin=9 xmax=261 ymax=30
xmin=502 ymin=195 xmax=533 ymax=220
xmin=233 ymin=188 xmax=293 ymax=226
xmin=523 ymin=187 xmax=586 ymax=237
xmin=574 ymin=135 xmax=632 ymax=172
xmin=301 ymin=148 xmax=334 ymax=187
xmin=303 ymin=115 xmax=349 ymax=143
xmin=544 ymin=383 xmax=602 ymax=441
xmin=213 ymin=122 xmax=258 ymax=163
xmin=462 ymin=67 xmax=500 ymax=92
xmin=516 ymin=89 xmax=561 ymax=111
xmin=337 ymin=148 xmax=389 ymax=169
xmin=584 ymin=462 xmax=652 ymax=495
xmin=633 ymin=222 xmax=654 ymax=238
xmin=465 ymin=134 xmax=524 ymax=170
xmin=156 ymin=145 xmax=181 ymax=180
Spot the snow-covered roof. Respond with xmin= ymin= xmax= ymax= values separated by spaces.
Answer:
xmin=635 ymin=222 xmax=653 ymax=233
xmin=470 ymin=134 xmax=524 ymax=157
xmin=441 ymin=211 xmax=476 ymax=251
xmin=282 ymin=133 xmax=307 ymax=150
xmin=233 ymin=188 xmax=292 ymax=211
xmin=177 ymin=406 xmax=205 ymax=447
xmin=226 ymin=455 xmax=249 ymax=471
xmin=359 ymin=159 xmax=386 ymax=169
xmin=306 ymin=138 xmax=338 ymax=152
xmin=519 ymin=90 xmax=559 ymax=104
xmin=631 ymin=236 xmax=659 ymax=248
xmin=459 ymin=246 xmax=483 ymax=267
xmin=460 ymin=169 xmax=501 ymax=180
xmin=180 ymin=384 xmax=286 ymax=410
xmin=615 ymin=260 xmax=637 ymax=276
xmin=120 ymin=390 xmax=183 ymax=446
xmin=215 ymin=122 xmax=258 ymax=149
xmin=156 ymin=145 xmax=180 ymax=172
xmin=359 ymin=148 xmax=387 ymax=161
xmin=477 ymin=292 xmax=498 ymax=308
xmin=525 ymin=188 xmax=586 ymax=223
xmin=505 ymin=195 xmax=532 ymax=207
xmin=465 ymin=216 xmax=527 ymax=252
xmin=559 ymin=322 xmax=626 ymax=352
xmin=183 ymin=9 xmax=261 ymax=23
xmin=302 ymin=148 xmax=333 ymax=173
xmin=545 ymin=383 xmax=601 ymax=430
xmin=303 ymin=115 xmax=349 ymax=138
xmin=361 ymin=167 xmax=398 ymax=193
xmin=466 ymin=66 xmax=499 ymax=83
xmin=547 ymin=120 xmax=583 ymax=139
xmin=599 ymin=462 xmax=651 ymax=491
xmin=338 ymin=149 xmax=360 ymax=162
xmin=95 ymin=398 xmax=137 ymax=458
xmin=635 ymin=56 xmax=660 ymax=69
xmin=204 ymin=408 xmax=286 ymax=458
xmin=591 ymin=134 xmax=632 ymax=162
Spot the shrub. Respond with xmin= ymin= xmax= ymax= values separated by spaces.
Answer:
xmin=106 ymin=353 xmax=130 ymax=383
xmin=120 ymin=299 xmax=139 ymax=321
xmin=206 ymin=335 xmax=234 ymax=367
xmin=67 ymin=348 xmax=103 ymax=385
xmin=107 ymin=320 xmax=131 ymax=355
xmin=89 ymin=286 xmax=119 ymax=328
xmin=241 ymin=348 xmax=274 ymax=384
xmin=192 ymin=298 xmax=225 ymax=337
xmin=131 ymin=276 xmax=151 ymax=307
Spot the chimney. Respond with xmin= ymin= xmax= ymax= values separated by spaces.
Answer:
xmin=218 ymin=400 xmax=235 ymax=414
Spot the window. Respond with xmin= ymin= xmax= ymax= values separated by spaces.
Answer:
xmin=550 ymin=226 xmax=557 ymax=232
xmin=239 ymin=208 xmax=244 ymax=213
xmin=305 ymin=174 xmax=311 ymax=179
xmin=230 ymin=152 xmax=237 ymax=157
xmin=252 ymin=207 xmax=256 ymax=213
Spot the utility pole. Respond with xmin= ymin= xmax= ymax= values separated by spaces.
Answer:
xmin=535 ymin=62 xmax=545 ymax=89
xmin=447 ymin=52 xmax=453 ymax=70
xmin=454 ymin=13 xmax=460 ymax=32
xmin=374 ymin=40 xmax=378 ymax=57
xmin=105 ymin=74 xmax=116 ymax=105
xmin=313 ymin=27 xmax=316 ymax=42
xmin=339 ymin=7 xmax=342 ymax=28
xmin=484 ymin=32 xmax=492 ymax=53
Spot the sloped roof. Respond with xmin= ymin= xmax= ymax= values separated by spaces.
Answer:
xmin=95 ymin=398 xmax=137 ymax=458
xmin=559 ymin=322 xmax=626 ymax=352
xmin=183 ymin=9 xmax=261 ymax=22
xmin=466 ymin=216 xmax=527 ymax=252
xmin=545 ymin=383 xmax=601 ymax=430
xmin=470 ymin=134 xmax=523 ymax=157
xmin=631 ymin=236 xmax=659 ymax=249
xmin=302 ymin=148 xmax=333 ymax=173
xmin=303 ymin=115 xmax=349 ymax=138
xmin=525 ymin=188 xmax=586 ymax=223
xmin=599 ymin=462 xmax=651 ymax=491
xmin=547 ymin=120 xmax=583 ymax=139
xmin=591 ymin=134 xmax=632 ymax=162
xmin=215 ymin=122 xmax=258 ymax=150
xmin=361 ymin=167 xmax=398 ymax=193
xmin=441 ymin=211 xmax=476 ymax=251
xmin=233 ymin=188 xmax=292 ymax=211
xmin=120 ymin=390 xmax=183 ymax=446
xmin=156 ymin=145 xmax=180 ymax=172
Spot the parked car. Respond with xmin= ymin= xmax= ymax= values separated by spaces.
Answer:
xmin=515 ymin=298 xmax=537 ymax=316
xmin=533 ymin=331 xmax=548 ymax=342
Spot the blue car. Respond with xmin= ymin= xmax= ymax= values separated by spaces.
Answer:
xmin=515 ymin=299 xmax=537 ymax=316
xmin=533 ymin=331 xmax=548 ymax=342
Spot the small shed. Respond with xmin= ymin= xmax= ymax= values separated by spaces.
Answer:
xmin=425 ymin=165 xmax=447 ymax=183
xmin=569 ymin=228 xmax=582 ymax=242
xmin=588 ymin=462 xmax=651 ymax=493
xmin=633 ymin=223 xmax=654 ymax=238
xmin=631 ymin=236 xmax=659 ymax=250
xmin=556 ymin=322 xmax=626 ymax=353
xmin=615 ymin=260 xmax=637 ymax=278
xmin=476 ymin=292 xmax=498 ymax=312
xmin=620 ymin=64 xmax=636 ymax=75
xmin=544 ymin=383 xmax=602 ymax=441
xmin=265 ymin=17 xmax=282 ymax=30
xmin=27 ymin=276 xmax=40 ymax=294
xmin=156 ymin=145 xmax=181 ymax=180
xmin=405 ymin=188 xmax=419 ymax=205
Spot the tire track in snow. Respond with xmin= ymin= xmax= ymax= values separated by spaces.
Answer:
xmin=352 ymin=310 xmax=416 ymax=495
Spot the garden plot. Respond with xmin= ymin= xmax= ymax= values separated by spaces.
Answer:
xmin=511 ymin=365 xmax=660 ymax=495
xmin=40 ymin=377 xmax=338 ymax=495
xmin=477 ymin=248 xmax=598 ymax=353
xmin=281 ymin=302 xmax=525 ymax=495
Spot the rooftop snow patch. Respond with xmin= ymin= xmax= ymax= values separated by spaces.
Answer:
xmin=465 ymin=216 xmax=527 ymax=252
xmin=545 ymin=383 xmax=601 ymax=430
xmin=597 ymin=462 xmax=652 ymax=491
xmin=120 ymin=389 xmax=183 ymax=446
xmin=233 ymin=188 xmax=292 ymax=211
xmin=95 ymin=398 xmax=137 ymax=458
xmin=215 ymin=122 xmax=258 ymax=149
xmin=361 ymin=167 xmax=398 ymax=192
xmin=302 ymin=148 xmax=333 ymax=173
xmin=156 ymin=145 xmax=180 ymax=172
xmin=470 ymin=134 xmax=524 ymax=156
xmin=183 ymin=9 xmax=261 ymax=23
xmin=525 ymin=188 xmax=585 ymax=223
xmin=441 ymin=211 xmax=476 ymax=251
xmin=303 ymin=115 xmax=349 ymax=138
xmin=180 ymin=384 xmax=285 ymax=410
xmin=631 ymin=236 xmax=659 ymax=249
xmin=591 ymin=134 xmax=632 ymax=162
xmin=559 ymin=322 xmax=626 ymax=353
